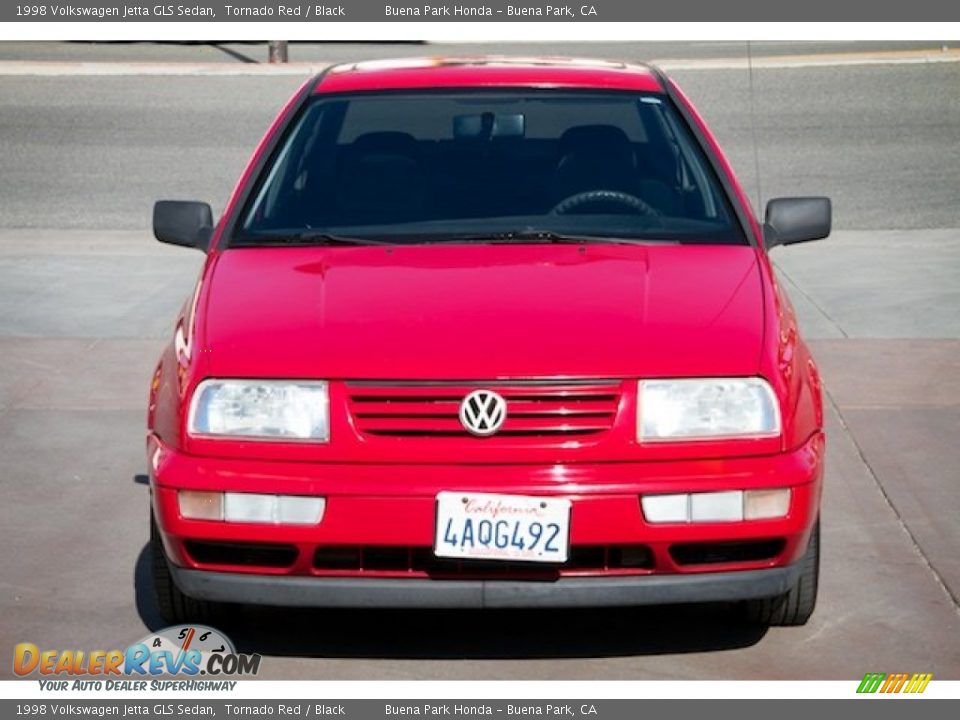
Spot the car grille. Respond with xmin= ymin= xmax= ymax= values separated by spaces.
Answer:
xmin=346 ymin=380 xmax=623 ymax=438
xmin=184 ymin=540 xmax=298 ymax=569
xmin=313 ymin=544 xmax=654 ymax=577
xmin=669 ymin=539 xmax=786 ymax=566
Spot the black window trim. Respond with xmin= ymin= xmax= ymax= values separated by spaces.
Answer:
xmin=212 ymin=70 xmax=329 ymax=252
xmin=644 ymin=63 xmax=762 ymax=249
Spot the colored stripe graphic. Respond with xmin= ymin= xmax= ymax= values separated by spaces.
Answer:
xmin=857 ymin=672 xmax=932 ymax=694
xmin=857 ymin=673 xmax=886 ymax=693
xmin=905 ymin=673 xmax=933 ymax=694
xmin=881 ymin=673 xmax=903 ymax=693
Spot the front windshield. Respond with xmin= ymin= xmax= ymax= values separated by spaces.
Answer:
xmin=237 ymin=90 xmax=745 ymax=245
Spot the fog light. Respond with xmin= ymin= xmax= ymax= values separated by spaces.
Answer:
xmin=276 ymin=496 xmax=326 ymax=525
xmin=641 ymin=494 xmax=688 ymax=523
xmin=178 ymin=491 xmax=224 ymax=521
xmin=223 ymin=493 xmax=325 ymax=525
xmin=690 ymin=491 xmax=743 ymax=522
xmin=223 ymin=493 xmax=274 ymax=523
xmin=744 ymin=488 xmax=791 ymax=520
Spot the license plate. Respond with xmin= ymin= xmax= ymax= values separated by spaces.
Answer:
xmin=434 ymin=492 xmax=571 ymax=563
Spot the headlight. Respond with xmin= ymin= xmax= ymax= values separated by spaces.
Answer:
xmin=638 ymin=378 xmax=780 ymax=442
xmin=188 ymin=379 xmax=329 ymax=441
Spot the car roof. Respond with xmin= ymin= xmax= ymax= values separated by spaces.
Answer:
xmin=313 ymin=57 xmax=665 ymax=94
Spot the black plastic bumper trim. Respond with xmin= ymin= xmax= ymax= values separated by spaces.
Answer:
xmin=169 ymin=563 xmax=801 ymax=609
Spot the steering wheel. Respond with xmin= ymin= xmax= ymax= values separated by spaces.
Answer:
xmin=550 ymin=189 xmax=662 ymax=219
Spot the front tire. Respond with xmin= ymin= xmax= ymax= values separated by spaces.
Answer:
xmin=744 ymin=520 xmax=819 ymax=627
xmin=151 ymin=514 xmax=219 ymax=624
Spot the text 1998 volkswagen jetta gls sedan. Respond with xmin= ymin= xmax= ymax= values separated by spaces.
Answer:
xmin=148 ymin=57 xmax=830 ymax=626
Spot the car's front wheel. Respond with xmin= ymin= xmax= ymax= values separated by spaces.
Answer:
xmin=744 ymin=519 xmax=819 ymax=627
xmin=150 ymin=513 xmax=226 ymax=625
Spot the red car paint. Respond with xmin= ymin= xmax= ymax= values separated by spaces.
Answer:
xmin=148 ymin=58 xmax=825 ymax=610
xmin=316 ymin=57 xmax=666 ymax=95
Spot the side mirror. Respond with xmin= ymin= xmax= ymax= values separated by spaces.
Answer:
xmin=153 ymin=200 xmax=214 ymax=251
xmin=763 ymin=197 xmax=831 ymax=250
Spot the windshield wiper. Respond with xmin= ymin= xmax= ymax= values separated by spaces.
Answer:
xmin=237 ymin=230 xmax=676 ymax=247
xmin=445 ymin=230 xmax=664 ymax=245
xmin=238 ymin=232 xmax=393 ymax=246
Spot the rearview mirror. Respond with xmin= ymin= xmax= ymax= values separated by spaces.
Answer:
xmin=153 ymin=200 xmax=214 ymax=251
xmin=763 ymin=197 xmax=831 ymax=250
xmin=453 ymin=112 xmax=526 ymax=140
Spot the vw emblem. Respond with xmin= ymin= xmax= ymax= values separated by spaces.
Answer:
xmin=459 ymin=389 xmax=507 ymax=436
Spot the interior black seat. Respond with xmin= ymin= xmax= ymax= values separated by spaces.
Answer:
xmin=336 ymin=132 xmax=426 ymax=225
xmin=552 ymin=125 xmax=638 ymax=202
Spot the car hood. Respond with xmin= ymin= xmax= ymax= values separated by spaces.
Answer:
xmin=201 ymin=243 xmax=764 ymax=380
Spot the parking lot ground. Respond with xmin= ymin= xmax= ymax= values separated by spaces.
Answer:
xmin=0 ymin=228 xmax=958 ymax=679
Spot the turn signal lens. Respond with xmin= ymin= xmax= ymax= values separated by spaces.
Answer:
xmin=743 ymin=489 xmax=791 ymax=520
xmin=178 ymin=490 xmax=224 ymax=521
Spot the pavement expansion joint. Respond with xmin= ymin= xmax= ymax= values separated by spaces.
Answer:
xmin=773 ymin=261 xmax=849 ymax=339
xmin=824 ymin=389 xmax=960 ymax=614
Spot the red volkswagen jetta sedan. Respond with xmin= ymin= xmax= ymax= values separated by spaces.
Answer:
xmin=148 ymin=58 xmax=830 ymax=626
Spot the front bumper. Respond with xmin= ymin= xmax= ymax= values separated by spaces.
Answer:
xmin=149 ymin=431 xmax=823 ymax=598
xmin=169 ymin=562 xmax=802 ymax=609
